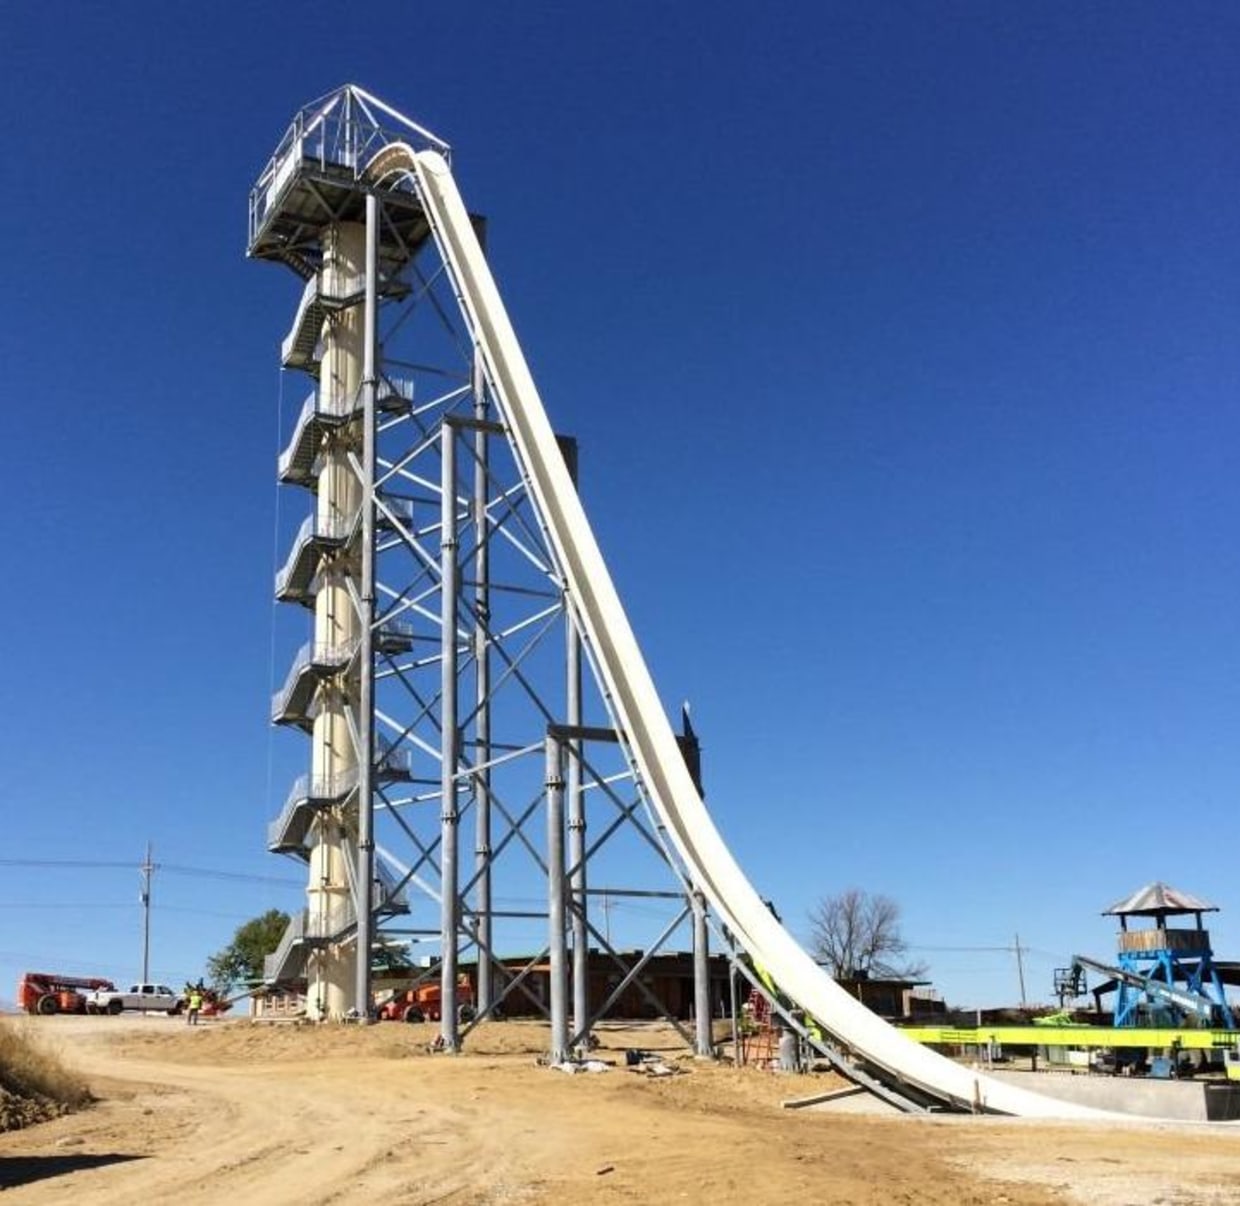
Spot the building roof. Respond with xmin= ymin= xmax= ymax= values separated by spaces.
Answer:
xmin=1103 ymin=881 xmax=1218 ymax=917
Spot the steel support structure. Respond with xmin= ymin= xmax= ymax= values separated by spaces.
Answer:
xmin=472 ymin=351 xmax=494 ymax=1015
xmin=353 ymin=192 xmax=379 ymax=1021
xmin=693 ymin=890 xmax=712 ymax=1056
xmin=546 ymin=734 xmax=569 ymax=1062
xmin=439 ymin=420 xmax=461 ymax=1048
xmin=251 ymin=87 xmax=720 ymax=1053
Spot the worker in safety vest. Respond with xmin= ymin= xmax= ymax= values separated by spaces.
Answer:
xmin=187 ymin=987 xmax=204 ymax=1026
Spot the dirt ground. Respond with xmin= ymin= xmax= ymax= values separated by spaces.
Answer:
xmin=2 ymin=1015 xmax=1240 ymax=1204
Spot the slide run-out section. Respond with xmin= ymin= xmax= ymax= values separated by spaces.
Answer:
xmin=378 ymin=145 xmax=1109 ymax=1118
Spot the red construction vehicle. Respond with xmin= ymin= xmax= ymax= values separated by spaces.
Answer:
xmin=377 ymin=975 xmax=475 ymax=1023
xmin=17 ymin=972 xmax=116 ymax=1016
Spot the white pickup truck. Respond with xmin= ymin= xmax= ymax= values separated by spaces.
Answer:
xmin=84 ymin=982 xmax=182 ymax=1016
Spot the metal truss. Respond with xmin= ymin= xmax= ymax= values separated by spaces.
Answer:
xmin=252 ymin=86 xmax=716 ymax=1056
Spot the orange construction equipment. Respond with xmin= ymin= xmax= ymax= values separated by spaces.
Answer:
xmin=377 ymin=975 xmax=475 ymax=1023
xmin=17 ymin=972 xmax=116 ymax=1016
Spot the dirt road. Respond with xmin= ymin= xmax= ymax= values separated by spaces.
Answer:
xmin=3 ymin=1015 xmax=1240 ymax=1204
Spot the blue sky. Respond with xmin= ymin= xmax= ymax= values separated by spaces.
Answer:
xmin=2 ymin=3 xmax=1238 ymax=1011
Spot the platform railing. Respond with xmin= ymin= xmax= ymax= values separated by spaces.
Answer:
xmin=249 ymin=86 xmax=451 ymax=248
xmin=1118 ymin=928 xmax=1211 ymax=955
xmin=267 ymin=767 xmax=361 ymax=848
xmin=277 ymin=390 xmax=365 ymax=480
xmin=271 ymin=637 xmax=360 ymax=719
xmin=263 ymin=910 xmax=307 ymax=982
xmin=376 ymin=738 xmax=411 ymax=779
xmin=280 ymin=275 xmax=323 ymax=365
xmin=274 ymin=511 xmax=359 ymax=598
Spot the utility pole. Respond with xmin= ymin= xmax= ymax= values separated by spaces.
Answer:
xmin=140 ymin=842 xmax=154 ymax=983
xmin=601 ymin=891 xmax=613 ymax=946
xmin=1014 ymin=932 xmax=1027 ymax=1008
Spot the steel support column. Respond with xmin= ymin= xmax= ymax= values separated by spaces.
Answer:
xmin=472 ymin=355 xmax=493 ymax=1014
xmin=439 ymin=422 xmax=460 ymax=1050
xmin=563 ymin=443 xmax=588 ymax=1045
xmin=567 ymin=614 xmax=587 ymax=1043
xmin=693 ymin=889 xmax=712 ymax=1056
xmin=354 ymin=192 xmax=379 ymax=1021
xmin=546 ymin=733 xmax=569 ymax=1063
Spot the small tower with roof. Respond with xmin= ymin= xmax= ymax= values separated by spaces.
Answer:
xmin=1104 ymin=881 xmax=1233 ymax=1028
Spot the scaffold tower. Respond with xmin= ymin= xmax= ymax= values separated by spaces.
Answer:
xmin=248 ymin=85 xmax=715 ymax=1054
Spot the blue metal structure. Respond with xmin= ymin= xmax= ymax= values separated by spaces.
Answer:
xmin=1104 ymin=882 xmax=1234 ymax=1029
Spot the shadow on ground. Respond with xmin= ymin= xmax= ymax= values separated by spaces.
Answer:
xmin=0 ymin=1153 xmax=146 ymax=1189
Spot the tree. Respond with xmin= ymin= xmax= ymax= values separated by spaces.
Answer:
xmin=807 ymin=889 xmax=927 ymax=980
xmin=206 ymin=908 xmax=290 ymax=991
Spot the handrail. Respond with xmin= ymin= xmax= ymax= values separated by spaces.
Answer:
xmin=267 ymin=768 xmax=361 ymax=848
xmin=277 ymin=391 xmax=365 ymax=480
xmin=274 ymin=511 xmax=358 ymax=597
xmin=376 ymin=738 xmax=411 ymax=777
xmin=263 ymin=910 xmax=307 ymax=981
xmin=271 ymin=637 xmax=360 ymax=717
xmin=280 ymin=276 xmax=322 ymax=365
xmin=378 ymin=376 xmax=415 ymax=405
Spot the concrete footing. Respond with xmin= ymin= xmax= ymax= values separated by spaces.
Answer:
xmin=991 ymin=1070 xmax=1240 ymax=1121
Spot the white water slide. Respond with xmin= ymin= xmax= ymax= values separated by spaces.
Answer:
xmin=372 ymin=145 xmax=1109 ymax=1118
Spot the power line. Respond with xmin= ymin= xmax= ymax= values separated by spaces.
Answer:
xmin=160 ymin=863 xmax=301 ymax=887
xmin=0 ymin=859 xmax=135 ymax=870
xmin=908 ymin=944 xmax=1064 ymax=959
xmin=157 ymin=904 xmax=270 ymax=921
xmin=907 ymin=945 xmax=1016 ymax=953
xmin=0 ymin=857 xmax=301 ymax=887
xmin=0 ymin=902 xmax=135 ymax=910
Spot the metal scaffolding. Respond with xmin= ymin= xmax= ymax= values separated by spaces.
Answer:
xmin=249 ymin=85 xmax=714 ymax=1055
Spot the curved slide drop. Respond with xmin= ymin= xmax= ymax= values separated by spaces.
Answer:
xmin=372 ymin=144 xmax=1111 ymax=1118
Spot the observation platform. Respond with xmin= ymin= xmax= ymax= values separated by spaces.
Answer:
xmin=250 ymin=156 xmax=431 ymax=279
xmin=247 ymin=85 xmax=448 ymax=278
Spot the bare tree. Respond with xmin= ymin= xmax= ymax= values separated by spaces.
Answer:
xmin=808 ymin=888 xmax=927 ymax=980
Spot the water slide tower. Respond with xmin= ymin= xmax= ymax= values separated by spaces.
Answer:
xmin=247 ymin=86 xmax=714 ymax=1050
xmin=238 ymin=83 xmax=1187 ymax=1120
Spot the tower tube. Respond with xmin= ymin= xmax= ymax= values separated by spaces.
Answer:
xmin=308 ymin=221 xmax=364 ymax=1019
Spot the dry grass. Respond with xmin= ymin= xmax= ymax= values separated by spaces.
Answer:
xmin=0 ymin=1020 xmax=91 ymax=1131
